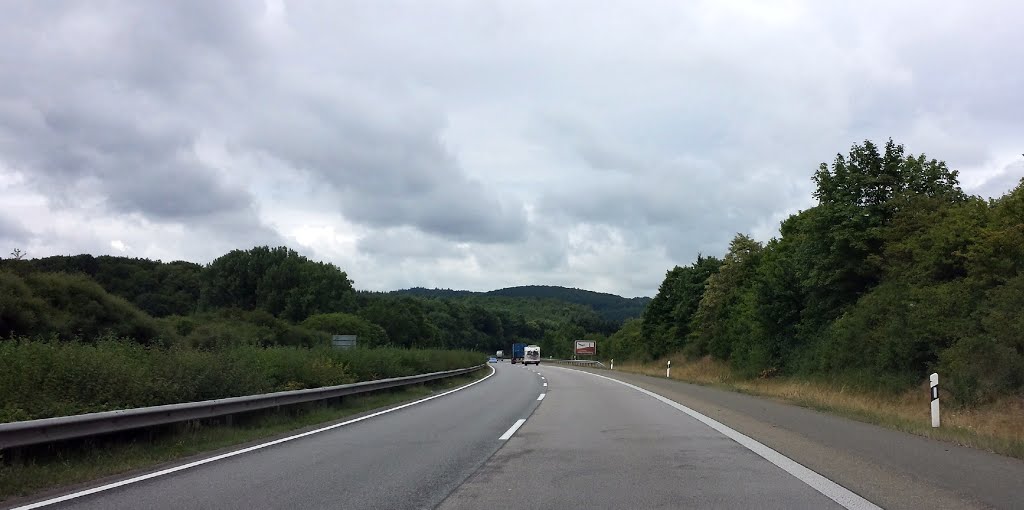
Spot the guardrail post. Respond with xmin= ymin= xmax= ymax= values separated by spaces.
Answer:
xmin=930 ymin=373 xmax=940 ymax=427
xmin=5 ymin=446 xmax=23 ymax=466
xmin=666 ymin=360 xmax=671 ymax=378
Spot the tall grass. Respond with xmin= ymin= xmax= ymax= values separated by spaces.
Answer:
xmin=617 ymin=355 xmax=1024 ymax=459
xmin=0 ymin=338 xmax=484 ymax=422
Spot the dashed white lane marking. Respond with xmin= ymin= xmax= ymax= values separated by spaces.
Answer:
xmin=537 ymin=393 xmax=546 ymax=401
xmin=499 ymin=419 xmax=527 ymax=440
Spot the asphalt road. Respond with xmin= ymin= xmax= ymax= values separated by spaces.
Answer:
xmin=559 ymin=365 xmax=1024 ymax=510
xmin=22 ymin=364 xmax=541 ymax=510
xmin=439 ymin=365 xmax=852 ymax=510
xmin=17 ymin=362 xmax=1022 ymax=510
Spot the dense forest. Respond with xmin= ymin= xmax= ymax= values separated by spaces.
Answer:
xmin=0 ymin=247 xmax=618 ymax=360
xmin=603 ymin=140 xmax=1024 ymax=406
xmin=395 ymin=285 xmax=650 ymax=323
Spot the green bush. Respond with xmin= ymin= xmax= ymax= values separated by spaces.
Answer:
xmin=301 ymin=312 xmax=389 ymax=347
xmin=939 ymin=275 xmax=1024 ymax=405
xmin=939 ymin=335 xmax=1021 ymax=407
xmin=158 ymin=310 xmax=328 ymax=349
xmin=0 ymin=338 xmax=484 ymax=422
xmin=0 ymin=272 xmax=163 ymax=344
xmin=0 ymin=272 xmax=52 ymax=337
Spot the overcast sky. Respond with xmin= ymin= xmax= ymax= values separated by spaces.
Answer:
xmin=1 ymin=1 xmax=1022 ymax=297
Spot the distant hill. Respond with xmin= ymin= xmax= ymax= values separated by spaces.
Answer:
xmin=394 ymin=285 xmax=651 ymax=324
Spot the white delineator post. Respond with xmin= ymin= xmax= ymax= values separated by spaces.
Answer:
xmin=611 ymin=359 xmax=614 ymax=370
xmin=667 ymin=360 xmax=672 ymax=378
xmin=930 ymin=372 xmax=940 ymax=428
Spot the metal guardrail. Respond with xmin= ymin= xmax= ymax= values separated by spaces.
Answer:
xmin=0 ymin=364 xmax=484 ymax=450
xmin=545 ymin=359 xmax=606 ymax=368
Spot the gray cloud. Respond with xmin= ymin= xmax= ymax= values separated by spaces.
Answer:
xmin=2 ymin=1 xmax=1022 ymax=296
xmin=0 ymin=214 xmax=29 ymax=246
xmin=973 ymin=161 xmax=1024 ymax=199
xmin=357 ymin=227 xmax=465 ymax=261
xmin=0 ymin=1 xmax=265 ymax=223
xmin=537 ymin=141 xmax=808 ymax=261
xmin=1 ymin=101 xmax=253 ymax=219
xmin=242 ymin=90 xmax=528 ymax=243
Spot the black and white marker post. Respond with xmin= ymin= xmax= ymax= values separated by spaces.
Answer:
xmin=930 ymin=372 xmax=940 ymax=428
xmin=666 ymin=360 xmax=671 ymax=378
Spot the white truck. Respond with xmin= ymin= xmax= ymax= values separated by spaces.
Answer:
xmin=496 ymin=350 xmax=504 ymax=360
xmin=523 ymin=345 xmax=541 ymax=366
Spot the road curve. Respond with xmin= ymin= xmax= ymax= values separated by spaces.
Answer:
xmin=17 ymin=361 xmax=1009 ymax=510
xmin=551 ymin=365 xmax=1024 ymax=510
xmin=16 ymin=364 xmax=541 ymax=510
xmin=438 ymin=365 xmax=858 ymax=510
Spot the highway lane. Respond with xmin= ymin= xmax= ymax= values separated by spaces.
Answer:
xmin=20 ymin=363 xmax=540 ymax=510
xmin=439 ymin=365 xmax=865 ymax=510
xmin=23 ymin=360 xmax=1008 ymax=510
xmin=556 ymin=366 xmax=1024 ymax=510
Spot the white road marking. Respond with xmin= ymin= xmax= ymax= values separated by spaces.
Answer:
xmin=499 ymin=419 xmax=527 ymax=440
xmin=12 ymin=365 xmax=498 ymax=510
xmin=543 ymin=383 xmax=548 ymax=387
xmin=537 ymin=393 xmax=546 ymax=401
xmin=554 ymin=367 xmax=882 ymax=510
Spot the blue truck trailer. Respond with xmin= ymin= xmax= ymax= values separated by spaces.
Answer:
xmin=510 ymin=342 xmax=526 ymax=364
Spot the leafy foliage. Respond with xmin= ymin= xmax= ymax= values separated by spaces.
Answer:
xmin=301 ymin=312 xmax=390 ymax=347
xmin=639 ymin=255 xmax=721 ymax=359
xmin=0 ymin=255 xmax=202 ymax=317
xmin=200 ymin=246 xmax=357 ymax=322
xmin=0 ymin=339 xmax=483 ymax=422
xmin=159 ymin=309 xmax=328 ymax=350
xmin=628 ymin=140 xmax=1024 ymax=404
xmin=0 ymin=272 xmax=162 ymax=344
xmin=690 ymin=235 xmax=764 ymax=372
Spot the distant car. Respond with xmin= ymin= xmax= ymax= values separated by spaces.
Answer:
xmin=488 ymin=357 xmax=498 ymax=363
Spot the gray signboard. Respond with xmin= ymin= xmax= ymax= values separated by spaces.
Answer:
xmin=331 ymin=335 xmax=357 ymax=349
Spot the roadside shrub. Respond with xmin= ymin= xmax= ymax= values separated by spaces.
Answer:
xmin=939 ymin=335 xmax=1021 ymax=407
xmin=0 ymin=272 xmax=52 ymax=337
xmin=158 ymin=310 xmax=328 ymax=350
xmin=0 ymin=338 xmax=484 ymax=422
xmin=301 ymin=312 xmax=389 ymax=347
xmin=939 ymin=275 xmax=1024 ymax=406
xmin=19 ymin=272 xmax=162 ymax=344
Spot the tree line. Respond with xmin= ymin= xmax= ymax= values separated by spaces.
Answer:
xmin=607 ymin=140 xmax=1023 ymax=405
xmin=397 ymin=285 xmax=651 ymax=324
xmin=0 ymin=247 xmax=617 ymax=358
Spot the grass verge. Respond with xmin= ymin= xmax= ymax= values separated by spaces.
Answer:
xmin=615 ymin=356 xmax=1024 ymax=460
xmin=0 ymin=367 xmax=488 ymax=503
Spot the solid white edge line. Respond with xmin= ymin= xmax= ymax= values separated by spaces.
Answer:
xmin=556 ymin=367 xmax=882 ymax=510
xmin=537 ymin=393 xmax=545 ymax=401
xmin=13 ymin=365 xmax=497 ymax=510
xmin=499 ymin=419 xmax=527 ymax=440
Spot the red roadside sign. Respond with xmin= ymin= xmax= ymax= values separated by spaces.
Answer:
xmin=574 ymin=340 xmax=596 ymax=356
